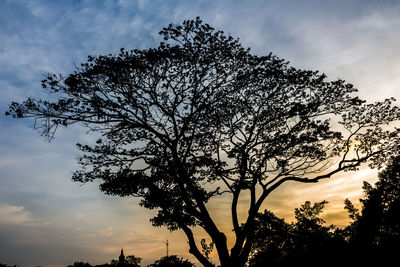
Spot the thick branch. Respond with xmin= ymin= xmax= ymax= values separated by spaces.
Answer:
xmin=180 ymin=224 xmax=214 ymax=267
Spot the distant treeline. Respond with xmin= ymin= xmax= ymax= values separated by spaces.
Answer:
xmin=0 ymin=255 xmax=193 ymax=267
xmin=67 ymin=255 xmax=193 ymax=267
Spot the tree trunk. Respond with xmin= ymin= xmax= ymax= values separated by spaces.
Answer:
xmin=219 ymin=256 xmax=246 ymax=267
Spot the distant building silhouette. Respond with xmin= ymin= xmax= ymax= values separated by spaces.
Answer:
xmin=118 ymin=248 xmax=126 ymax=266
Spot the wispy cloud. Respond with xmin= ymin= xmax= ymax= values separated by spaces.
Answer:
xmin=0 ymin=203 xmax=35 ymax=225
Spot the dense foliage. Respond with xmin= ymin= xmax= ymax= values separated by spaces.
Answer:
xmin=249 ymin=156 xmax=400 ymax=266
xmin=249 ymin=202 xmax=347 ymax=266
xmin=344 ymin=155 xmax=400 ymax=264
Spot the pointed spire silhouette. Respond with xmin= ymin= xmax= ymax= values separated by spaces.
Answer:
xmin=119 ymin=247 xmax=125 ymax=264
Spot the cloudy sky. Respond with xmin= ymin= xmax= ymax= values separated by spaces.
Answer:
xmin=1 ymin=0 xmax=400 ymax=266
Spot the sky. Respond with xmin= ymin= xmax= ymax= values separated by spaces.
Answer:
xmin=1 ymin=0 xmax=400 ymax=266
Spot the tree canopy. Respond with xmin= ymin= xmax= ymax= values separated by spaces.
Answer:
xmin=6 ymin=17 xmax=400 ymax=267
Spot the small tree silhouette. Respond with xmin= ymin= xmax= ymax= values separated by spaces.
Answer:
xmin=147 ymin=255 xmax=193 ymax=267
xmin=249 ymin=202 xmax=347 ymax=266
xmin=126 ymin=255 xmax=142 ymax=267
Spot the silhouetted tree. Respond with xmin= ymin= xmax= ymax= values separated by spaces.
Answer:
xmin=290 ymin=201 xmax=347 ymax=265
xmin=249 ymin=210 xmax=292 ymax=266
xmin=147 ymin=255 xmax=193 ymax=267
xmin=345 ymin=155 xmax=400 ymax=264
xmin=7 ymin=17 xmax=400 ymax=267
xmin=126 ymin=255 xmax=142 ymax=267
xmin=249 ymin=202 xmax=347 ymax=266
